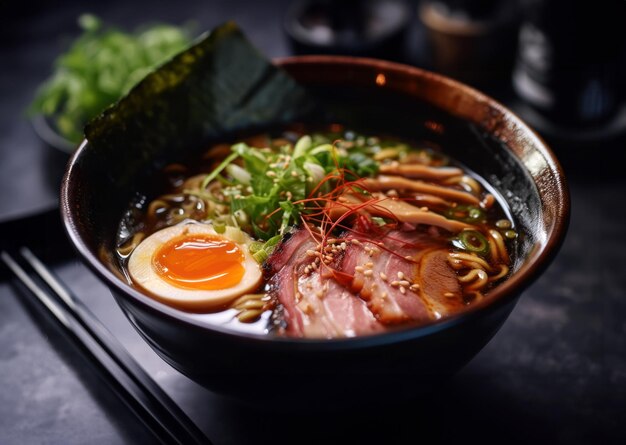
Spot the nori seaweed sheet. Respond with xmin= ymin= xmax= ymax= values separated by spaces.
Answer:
xmin=83 ymin=22 xmax=318 ymax=188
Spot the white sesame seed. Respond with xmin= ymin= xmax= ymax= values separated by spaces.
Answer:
xmin=391 ymin=281 xmax=400 ymax=287
xmin=379 ymin=272 xmax=388 ymax=281
xmin=350 ymin=239 xmax=361 ymax=245
xmin=399 ymin=280 xmax=410 ymax=287
xmin=266 ymin=171 xmax=276 ymax=177
xmin=306 ymin=250 xmax=317 ymax=257
xmin=409 ymin=284 xmax=420 ymax=291
xmin=444 ymin=292 xmax=455 ymax=298
xmin=397 ymin=271 xmax=405 ymax=279
xmin=355 ymin=266 xmax=365 ymax=273
xmin=364 ymin=270 xmax=373 ymax=277
xmin=365 ymin=262 xmax=374 ymax=269
xmin=400 ymin=287 xmax=406 ymax=294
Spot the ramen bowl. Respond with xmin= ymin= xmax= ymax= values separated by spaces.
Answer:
xmin=61 ymin=55 xmax=569 ymax=403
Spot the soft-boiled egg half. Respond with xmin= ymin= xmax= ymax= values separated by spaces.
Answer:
xmin=128 ymin=222 xmax=262 ymax=311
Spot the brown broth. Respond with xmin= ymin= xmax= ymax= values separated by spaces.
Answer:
xmin=115 ymin=126 xmax=518 ymax=337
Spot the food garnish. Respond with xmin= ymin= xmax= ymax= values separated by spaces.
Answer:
xmin=29 ymin=14 xmax=192 ymax=143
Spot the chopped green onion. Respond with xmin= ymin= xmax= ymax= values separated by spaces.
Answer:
xmin=233 ymin=209 xmax=248 ymax=226
xmin=251 ymin=234 xmax=282 ymax=264
xmin=201 ymin=152 xmax=238 ymax=190
xmin=453 ymin=230 xmax=490 ymax=256
xmin=309 ymin=144 xmax=334 ymax=156
xmin=445 ymin=205 xmax=486 ymax=223
xmin=371 ymin=217 xmax=387 ymax=227
xmin=252 ymin=249 xmax=269 ymax=263
xmin=303 ymin=161 xmax=325 ymax=183
xmin=199 ymin=131 xmax=384 ymax=243
xmin=293 ymin=135 xmax=311 ymax=158
xmin=248 ymin=241 xmax=264 ymax=254
xmin=263 ymin=234 xmax=282 ymax=250
xmin=226 ymin=164 xmax=251 ymax=185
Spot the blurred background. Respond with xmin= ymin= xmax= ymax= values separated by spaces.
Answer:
xmin=2 ymin=0 xmax=626 ymax=222
xmin=1 ymin=1 xmax=625 ymax=444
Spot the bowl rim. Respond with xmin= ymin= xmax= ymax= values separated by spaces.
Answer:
xmin=60 ymin=55 xmax=570 ymax=349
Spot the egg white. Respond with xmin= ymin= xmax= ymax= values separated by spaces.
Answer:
xmin=128 ymin=222 xmax=262 ymax=311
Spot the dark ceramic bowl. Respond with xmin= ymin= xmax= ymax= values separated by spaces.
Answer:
xmin=61 ymin=56 xmax=569 ymax=404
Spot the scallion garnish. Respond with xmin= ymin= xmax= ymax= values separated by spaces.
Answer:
xmin=452 ymin=230 xmax=490 ymax=256
xmin=200 ymin=134 xmax=380 ymax=242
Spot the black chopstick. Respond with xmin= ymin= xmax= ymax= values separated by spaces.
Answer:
xmin=1 ymin=249 xmax=211 ymax=445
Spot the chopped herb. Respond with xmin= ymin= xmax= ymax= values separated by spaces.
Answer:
xmin=29 ymin=14 xmax=193 ymax=143
xmin=200 ymin=133 xmax=380 ymax=241
xmin=251 ymin=234 xmax=283 ymax=263
xmin=445 ymin=205 xmax=486 ymax=224
xmin=452 ymin=230 xmax=490 ymax=256
xmin=371 ymin=217 xmax=387 ymax=227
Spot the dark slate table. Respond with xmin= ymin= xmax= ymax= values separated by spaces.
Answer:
xmin=1 ymin=1 xmax=625 ymax=444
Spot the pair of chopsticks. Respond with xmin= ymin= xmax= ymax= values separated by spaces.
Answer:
xmin=1 ymin=247 xmax=211 ymax=445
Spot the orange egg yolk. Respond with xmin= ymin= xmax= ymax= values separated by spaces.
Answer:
xmin=152 ymin=234 xmax=245 ymax=290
